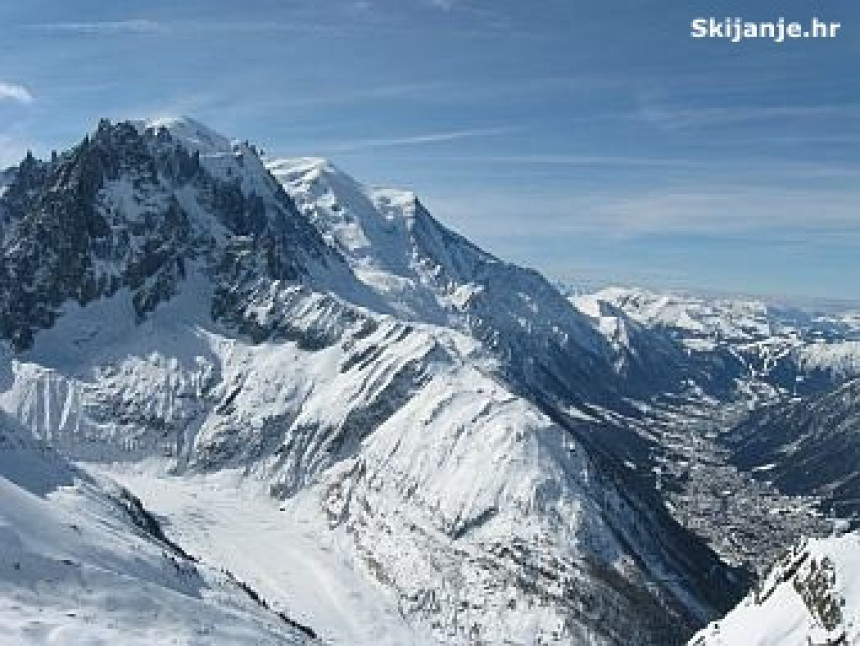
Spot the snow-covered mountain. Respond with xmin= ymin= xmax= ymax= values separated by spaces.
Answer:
xmin=572 ymin=287 xmax=860 ymax=559
xmin=269 ymin=157 xmax=638 ymax=409
xmin=571 ymin=286 xmax=860 ymax=398
xmin=0 ymin=411 xmax=317 ymax=645
xmin=6 ymin=117 xmax=860 ymax=645
xmin=0 ymin=117 xmax=752 ymax=644
xmin=690 ymin=531 xmax=860 ymax=646
xmin=0 ymin=117 xmax=364 ymax=351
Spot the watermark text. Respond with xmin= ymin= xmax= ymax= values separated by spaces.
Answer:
xmin=691 ymin=17 xmax=841 ymax=43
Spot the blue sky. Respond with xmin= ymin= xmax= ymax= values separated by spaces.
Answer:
xmin=1 ymin=0 xmax=859 ymax=301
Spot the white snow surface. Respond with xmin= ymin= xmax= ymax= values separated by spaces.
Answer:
xmin=88 ymin=462 xmax=437 ymax=646
xmin=0 ymin=120 xmax=759 ymax=644
xmin=586 ymin=286 xmax=778 ymax=343
xmin=690 ymin=532 xmax=860 ymax=646
xmin=0 ymin=267 xmax=699 ymax=644
xmin=268 ymin=156 xmax=488 ymax=325
xmin=0 ymin=420 xmax=312 ymax=646
xmin=134 ymin=116 xmax=282 ymax=203
xmin=268 ymin=157 xmax=607 ymax=358
xmin=577 ymin=286 xmax=860 ymax=383
xmin=796 ymin=341 xmax=860 ymax=379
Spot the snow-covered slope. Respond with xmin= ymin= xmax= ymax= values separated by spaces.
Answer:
xmin=571 ymin=292 xmax=714 ymax=396
xmin=0 ymin=119 xmax=750 ymax=644
xmin=690 ymin=531 xmax=860 ymax=646
xmin=575 ymin=286 xmax=860 ymax=396
xmin=587 ymin=287 xmax=781 ymax=345
xmin=796 ymin=341 xmax=860 ymax=382
xmin=269 ymin=158 xmax=631 ymax=407
xmin=0 ymin=413 xmax=316 ymax=645
xmin=0 ymin=271 xmax=737 ymax=643
xmin=86 ymin=463 xmax=439 ymax=646
xmin=0 ymin=117 xmax=382 ymax=351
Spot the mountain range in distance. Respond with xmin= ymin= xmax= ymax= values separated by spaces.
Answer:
xmin=1 ymin=116 xmax=857 ymax=645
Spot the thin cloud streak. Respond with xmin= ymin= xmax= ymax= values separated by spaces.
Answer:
xmin=424 ymin=184 xmax=860 ymax=241
xmin=418 ymin=153 xmax=860 ymax=179
xmin=26 ymin=19 xmax=163 ymax=35
xmin=635 ymin=103 xmax=860 ymax=130
xmin=593 ymin=188 xmax=860 ymax=238
xmin=275 ymin=81 xmax=454 ymax=110
xmin=178 ymin=20 xmax=349 ymax=36
xmin=452 ymin=154 xmax=711 ymax=168
xmin=322 ymin=127 xmax=516 ymax=152
xmin=23 ymin=18 xmax=420 ymax=40
xmin=0 ymin=83 xmax=34 ymax=105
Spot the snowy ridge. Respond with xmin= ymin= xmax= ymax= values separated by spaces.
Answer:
xmin=591 ymin=286 xmax=778 ymax=343
xmin=0 ymin=117 xmax=796 ymax=644
xmin=270 ymin=158 xmax=689 ymax=417
xmin=269 ymin=157 xmax=602 ymax=349
xmin=136 ymin=117 xmax=298 ymax=218
xmin=796 ymin=341 xmax=860 ymax=381
xmin=138 ymin=116 xmax=235 ymax=155
xmin=575 ymin=285 xmax=860 ymax=395
xmin=690 ymin=531 xmax=860 ymax=646
xmin=0 ymin=269 xmax=724 ymax=643
xmin=570 ymin=292 xmax=703 ymax=392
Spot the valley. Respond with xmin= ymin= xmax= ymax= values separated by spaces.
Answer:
xmin=643 ymin=399 xmax=831 ymax=573
xmin=1 ymin=116 xmax=858 ymax=645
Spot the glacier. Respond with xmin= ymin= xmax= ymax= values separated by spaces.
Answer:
xmin=1 ymin=116 xmax=858 ymax=645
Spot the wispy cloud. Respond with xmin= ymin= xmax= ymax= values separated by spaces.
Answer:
xmin=0 ymin=83 xmax=34 ymax=105
xmin=180 ymin=20 xmax=348 ymax=36
xmin=277 ymin=81 xmax=453 ymax=111
xmin=418 ymin=152 xmax=860 ymax=180
xmin=423 ymin=182 xmax=860 ymax=244
xmin=450 ymin=154 xmax=710 ymax=168
xmin=26 ymin=19 xmax=163 ymax=35
xmin=591 ymin=187 xmax=860 ymax=238
xmin=26 ymin=18 xmax=392 ymax=39
xmin=635 ymin=102 xmax=860 ymax=130
xmin=322 ymin=126 xmax=515 ymax=152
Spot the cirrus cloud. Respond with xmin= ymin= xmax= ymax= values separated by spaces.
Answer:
xmin=26 ymin=19 xmax=162 ymax=35
xmin=319 ymin=126 xmax=516 ymax=153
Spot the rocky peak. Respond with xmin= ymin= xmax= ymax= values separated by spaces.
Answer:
xmin=0 ymin=118 xmax=336 ymax=350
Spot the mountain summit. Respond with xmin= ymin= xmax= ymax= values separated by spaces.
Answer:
xmin=5 ymin=117 xmax=856 ymax=645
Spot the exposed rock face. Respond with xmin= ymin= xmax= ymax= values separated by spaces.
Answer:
xmin=0 ymin=118 xmax=336 ymax=350
xmin=0 ymin=118 xmax=754 ymax=645
xmin=690 ymin=532 xmax=860 ymax=646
